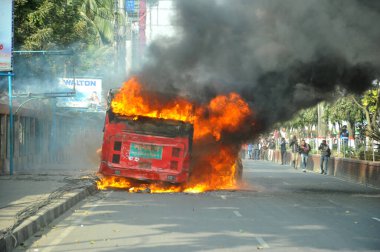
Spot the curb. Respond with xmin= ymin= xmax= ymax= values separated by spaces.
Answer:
xmin=0 ymin=184 xmax=97 ymax=252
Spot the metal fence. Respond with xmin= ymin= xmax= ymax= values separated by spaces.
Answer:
xmin=0 ymin=103 xmax=103 ymax=175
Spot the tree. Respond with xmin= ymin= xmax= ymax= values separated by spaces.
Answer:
xmin=14 ymin=0 xmax=97 ymax=50
xmin=285 ymin=106 xmax=318 ymax=138
xmin=325 ymin=96 xmax=362 ymax=138
xmin=13 ymin=0 xmax=120 ymax=86
xmin=79 ymin=0 xmax=115 ymax=46
xmin=352 ymin=80 xmax=380 ymax=141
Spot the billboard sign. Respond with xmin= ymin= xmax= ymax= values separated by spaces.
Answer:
xmin=56 ymin=78 xmax=102 ymax=110
xmin=0 ymin=0 xmax=13 ymax=71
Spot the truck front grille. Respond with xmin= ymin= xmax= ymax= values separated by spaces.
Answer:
xmin=139 ymin=162 xmax=152 ymax=169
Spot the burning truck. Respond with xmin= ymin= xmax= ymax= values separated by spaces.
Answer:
xmin=99 ymin=89 xmax=194 ymax=184
xmin=97 ymin=78 xmax=251 ymax=193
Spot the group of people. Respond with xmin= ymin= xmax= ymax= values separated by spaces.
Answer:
xmin=247 ymin=138 xmax=277 ymax=161
xmin=246 ymin=135 xmax=331 ymax=174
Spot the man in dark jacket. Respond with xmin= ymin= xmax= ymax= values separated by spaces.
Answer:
xmin=318 ymin=140 xmax=331 ymax=175
xmin=280 ymin=137 xmax=287 ymax=165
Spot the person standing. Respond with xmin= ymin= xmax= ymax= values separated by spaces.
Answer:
xmin=268 ymin=138 xmax=276 ymax=161
xmin=260 ymin=138 xmax=268 ymax=160
xmin=289 ymin=135 xmax=299 ymax=169
xmin=280 ymin=137 xmax=287 ymax=165
xmin=299 ymin=139 xmax=311 ymax=172
xmin=247 ymin=143 xmax=253 ymax=159
xmin=340 ymin=125 xmax=349 ymax=155
xmin=253 ymin=141 xmax=261 ymax=160
xmin=318 ymin=140 xmax=331 ymax=174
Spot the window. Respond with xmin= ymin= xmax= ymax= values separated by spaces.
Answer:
xmin=172 ymin=147 xmax=180 ymax=157
xmin=170 ymin=161 xmax=178 ymax=170
xmin=112 ymin=154 xmax=120 ymax=164
xmin=114 ymin=141 xmax=122 ymax=151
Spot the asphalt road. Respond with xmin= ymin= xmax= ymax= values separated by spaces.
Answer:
xmin=16 ymin=160 xmax=380 ymax=252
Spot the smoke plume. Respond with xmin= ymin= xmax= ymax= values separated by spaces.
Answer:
xmin=139 ymin=0 xmax=380 ymax=130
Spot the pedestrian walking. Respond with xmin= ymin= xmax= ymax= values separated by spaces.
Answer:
xmin=299 ymin=139 xmax=311 ymax=172
xmin=318 ymin=140 xmax=331 ymax=175
xmin=289 ymin=135 xmax=299 ymax=169
xmin=280 ymin=137 xmax=287 ymax=165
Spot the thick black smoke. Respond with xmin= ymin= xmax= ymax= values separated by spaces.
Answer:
xmin=139 ymin=0 xmax=380 ymax=130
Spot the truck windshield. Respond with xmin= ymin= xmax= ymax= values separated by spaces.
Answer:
xmin=108 ymin=109 xmax=193 ymax=138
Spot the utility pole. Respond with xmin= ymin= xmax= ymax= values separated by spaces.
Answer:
xmin=114 ymin=0 xmax=127 ymax=78
xmin=317 ymin=102 xmax=326 ymax=139
xmin=119 ymin=0 xmax=126 ymax=78
xmin=114 ymin=0 xmax=119 ymax=75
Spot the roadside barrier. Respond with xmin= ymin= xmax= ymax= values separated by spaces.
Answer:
xmin=271 ymin=150 xmax=380 ymax=188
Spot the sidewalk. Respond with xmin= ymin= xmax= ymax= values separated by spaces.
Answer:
xmin=0 ymin=167 xmax=97 ymax=252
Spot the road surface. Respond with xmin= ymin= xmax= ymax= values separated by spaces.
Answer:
xmin=16 ymin=160 xmax=380 ymax=251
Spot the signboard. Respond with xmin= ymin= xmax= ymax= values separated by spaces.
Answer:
xmin=129 ymin=143 xmax=163 ymax=160
xmin=0 ymin=0 xmax=13 ymax=71
xmin=56 ymin=78 xmax=102 ymax=109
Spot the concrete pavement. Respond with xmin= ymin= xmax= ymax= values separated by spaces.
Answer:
xmin=0 ymin=167 xmax=97 ymax=252
xmin=15 ymin=160 xmax=380 ymax=252
xmin=2 ymin=159 xmax=379 ymax=251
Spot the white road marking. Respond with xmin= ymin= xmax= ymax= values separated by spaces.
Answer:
xmin=372 ymin=217 xmax=380 ymax=222
xmin=328 ymin=199 xmax=339 ymax=206
xmin=256 ymin=237 xmax=270 ymax=248
xmin=43 ymin=191 xmax=112 ymax=252
xmin=233 ymin=210 xmax=242 ymax=217
xmin=220 ymin=195 xmax=227 ymax=200
xmin=283 ymin=182 xmax=290 ymax=185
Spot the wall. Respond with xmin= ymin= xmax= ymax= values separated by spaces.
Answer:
xmin=272 ymin=150 xmax=380 ymax=188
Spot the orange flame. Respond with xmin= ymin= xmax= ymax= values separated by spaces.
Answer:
xmin=194 ymin=93 xmax=251 ymax=141
xmin=98 ymin=77 xmax=252 ymax=193
xmin=111 ymin=77 xmax=194 ymax=123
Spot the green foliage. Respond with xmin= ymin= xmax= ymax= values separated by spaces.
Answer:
xmin=353 ymin=80 xmax=380 ymax=141
xmin=13 ymin=0 xmax=122 ymax=82
xmin=14 ymin=0 xmax=97 ymax=50
xmin=325 ymin=96 xmax=362 ymax=125
xmin=362 ymin=88 xmax=379 ymax=114
xmin=288 ymin=106 xmax=317 ymax=129
xmin=79 ymin=0 xmax=115 ymax=45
